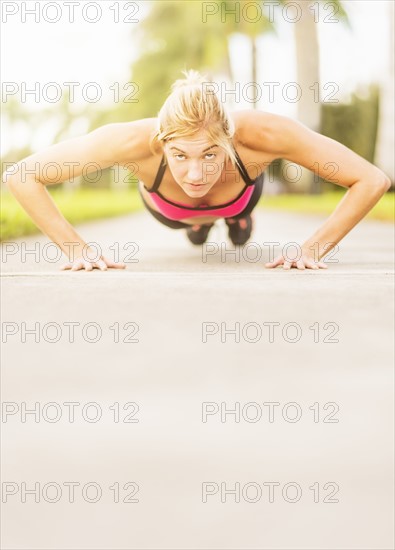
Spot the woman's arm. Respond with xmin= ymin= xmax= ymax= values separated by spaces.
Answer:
xmin=3 ymin=120 xmax=150 ymax=266
xmin=245 ymin=111 xmax=391 ymax=262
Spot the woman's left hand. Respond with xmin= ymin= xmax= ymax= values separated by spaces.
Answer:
xmin=265 ymin=249 xmax=328 ymax=270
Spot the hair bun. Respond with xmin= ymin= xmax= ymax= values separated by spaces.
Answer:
xmin=171 ymin=69 xmax=208 ymax=92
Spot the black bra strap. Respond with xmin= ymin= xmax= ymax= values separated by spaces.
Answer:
xmin=150 ymin=154 xmax=167 ymax=192
xmin=234 ymin=150 xmax=254 ymax=185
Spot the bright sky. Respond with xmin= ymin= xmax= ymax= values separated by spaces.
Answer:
xmin=1 ymin=0 xmax=392 ymax=155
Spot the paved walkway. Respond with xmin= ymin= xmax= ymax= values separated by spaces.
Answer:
xmin=1 ymin=210 xmax=394 ymax=549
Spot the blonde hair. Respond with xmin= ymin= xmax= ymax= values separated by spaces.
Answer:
xmin=150 ymin=69 xmax=237 ymax=168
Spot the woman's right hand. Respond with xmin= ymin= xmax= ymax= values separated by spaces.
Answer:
xmin=60 ymin=255 xmax=126 ymax=272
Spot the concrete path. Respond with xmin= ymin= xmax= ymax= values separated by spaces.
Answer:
xmin=1 ymin=210 xmax=394 ymax=549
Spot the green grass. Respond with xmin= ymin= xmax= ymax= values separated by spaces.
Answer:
xmin=1 ymin=188 xmax=393 ymax=241
xmin=260 ymin=191 xmax=394 ymax=222
xmin=1 ymin=187 xmax=143 ymax=241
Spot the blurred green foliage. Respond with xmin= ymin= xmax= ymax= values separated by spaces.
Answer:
xmin=261 ymin=190 xmax=394 ymax=222
xmin=321 ymin=84 xmax=380 ymax=164
xmin=1 ymin=188 xmax=142 ymax=241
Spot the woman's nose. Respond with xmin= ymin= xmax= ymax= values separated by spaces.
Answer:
xmin=187 ymin=163 xmax=202 ymax=182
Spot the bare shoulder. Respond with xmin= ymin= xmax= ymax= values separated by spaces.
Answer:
xmin=231 ymin=109 xmax=390 ymax=188
xmin=94 ymin=117 xmax=159 ymax=166
xmin=230 ymin=109 xmax=298 ymax=156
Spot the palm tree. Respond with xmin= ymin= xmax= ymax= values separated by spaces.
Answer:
xmin=128 ymin=1 xmax=235 ymax=118
xmin=127 ymin=1 xmax=283 ymax=113
xmin=219 ymin=0 xmax=281 ymax=106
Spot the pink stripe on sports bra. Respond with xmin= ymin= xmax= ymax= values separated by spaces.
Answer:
xmin=148 ymin=185 xmax=255 ymax=221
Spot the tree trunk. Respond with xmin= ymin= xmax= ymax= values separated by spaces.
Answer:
xmin=293 ymin=1 xmax=322 ymax=193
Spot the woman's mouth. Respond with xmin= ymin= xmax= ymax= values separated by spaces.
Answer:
xmin=185 ymin=182 xmax=207 ymax=188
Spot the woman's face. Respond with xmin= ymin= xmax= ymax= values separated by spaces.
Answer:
xmin=163 ymin=130 xmax=228 ymax=198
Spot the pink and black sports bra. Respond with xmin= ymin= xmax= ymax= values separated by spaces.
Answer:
xmin=143 ymin=149 xmax=261 ymax=221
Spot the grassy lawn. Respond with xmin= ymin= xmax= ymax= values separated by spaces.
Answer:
xmin=1 ymin=188 xmax=393 ymax=241
xmin=1 ymin=187 xmax=143 ymax=241
xmin=261 ymin=191 xmax=394 ymax=222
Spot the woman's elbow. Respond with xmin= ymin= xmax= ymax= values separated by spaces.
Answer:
xmin=375 ymin=173 xmax=392 ymax=193
xmin=368 ymin=170 xmax=392 ymax=192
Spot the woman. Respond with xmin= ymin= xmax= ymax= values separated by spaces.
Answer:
xmin=4 ymin=70 xmax=391 ymax=271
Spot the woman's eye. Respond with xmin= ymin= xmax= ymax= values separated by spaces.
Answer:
xmin=174 ymin=153 xmax=216 ymax=160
